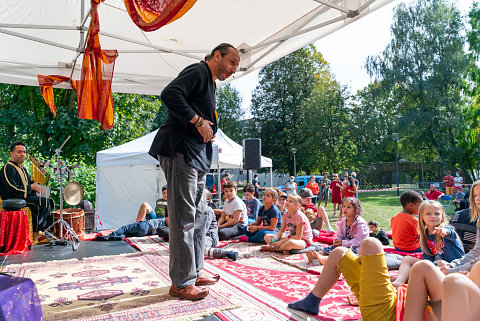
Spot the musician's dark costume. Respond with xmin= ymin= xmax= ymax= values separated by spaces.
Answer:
xmin=0 ymin=161 xmax=53 ymax=231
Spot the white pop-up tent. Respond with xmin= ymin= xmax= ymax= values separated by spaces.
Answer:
xmin=0 ymin=0 xmax=393 ymax=95
xmin=96 ymin=129 xmax=272 ymax=229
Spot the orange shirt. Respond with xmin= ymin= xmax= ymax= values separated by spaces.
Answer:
xmin=390 ymin=212 xmax=420 ymax=251
xmin=306 ymin=182 xmax=319 ymax=195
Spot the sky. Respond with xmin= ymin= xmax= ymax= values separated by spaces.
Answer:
xmin=230 ymin=0 xmax=476 ymax=116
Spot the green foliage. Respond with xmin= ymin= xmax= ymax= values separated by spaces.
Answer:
xmin=0 ymin=84 xmax=162 ymax=165
xmin=0 ymin=84 xmax=164 ymax=206
xmin=459 ymin=2 xmax=480 ymax=180
xmin=365 ymin=0 xmax=473 ymax=177
xmin=350 ymin=83 xmax=398 ymax=164
xmin=299 ymin=77 xmax=354 ymax=172
xmin=251 ymin=45 xmax=352 ymax=174
xmin=216 ymin=83 xmax=244 ymax=143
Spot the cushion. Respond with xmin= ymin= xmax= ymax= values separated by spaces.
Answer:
xmin=1 ymin=199 xmax=27 ymax=211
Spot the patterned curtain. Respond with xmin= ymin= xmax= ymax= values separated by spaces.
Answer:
xmin=124 ymin=0 xmax=197 ymax=32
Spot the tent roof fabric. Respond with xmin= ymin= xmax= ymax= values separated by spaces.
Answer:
xmin=0 ymin=0 xmax=393 ymax=95
xmin=96 ymin=128 xmax=272 ymax=169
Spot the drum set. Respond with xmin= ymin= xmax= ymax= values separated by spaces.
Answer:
xmin=32 ymin=136 xmax=86 ymax=250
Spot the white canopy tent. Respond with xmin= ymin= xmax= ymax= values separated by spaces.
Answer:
xmin=0 ymin=0 xmax=393 ymax=95
xmin=96 ymin=128 xmax=272 ymax=229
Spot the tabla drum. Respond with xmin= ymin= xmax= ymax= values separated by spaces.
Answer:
xmin=53 ymin=208 xmax=85 ymax=239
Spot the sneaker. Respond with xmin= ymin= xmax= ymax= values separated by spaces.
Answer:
xmin=225 ymin=251 xmax=238 ymax=261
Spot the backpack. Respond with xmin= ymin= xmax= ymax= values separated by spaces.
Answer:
xmin=450 ymin=208 xmax=477 ymax=253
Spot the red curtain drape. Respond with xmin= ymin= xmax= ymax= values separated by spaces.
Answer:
xmin=76 ymin=0 xmax=118 ymax=130
xmin=37 ymin=75 xmax=76 ymax=115
xmin=124 ymin=0 xmax=197 ymax=32
xmin=38 ymin=0 xmax=117 ymax=130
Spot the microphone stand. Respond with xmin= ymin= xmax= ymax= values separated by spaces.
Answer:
xmin=33 ymin=136 xmax=80 ymax=250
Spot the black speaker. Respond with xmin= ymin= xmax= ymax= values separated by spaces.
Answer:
xmin=243 ymin=138 xmax=261 ymax=170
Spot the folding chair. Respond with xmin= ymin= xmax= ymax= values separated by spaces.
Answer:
xmin=440 ymin=195 xmax=452 ymax=209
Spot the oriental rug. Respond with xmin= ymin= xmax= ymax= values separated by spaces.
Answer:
xmin=207 ymin=256 xmax=361 ymax=321
xmin=1 ymin=251 xmax=238 ymax=321
xmin=126 ymin=236 xmax=362 ymax=320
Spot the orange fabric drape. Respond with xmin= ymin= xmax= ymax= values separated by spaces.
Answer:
xmin=124 ymin=0 xmax=197 ymax=32
xmin=37 ymin=75 xmax=73 ymax=115
xmin=77 ymin=0 xmax=118 ymax=130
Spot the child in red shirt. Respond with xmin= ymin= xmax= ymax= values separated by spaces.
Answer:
xmin=298 ymin=188 xmax=334 ymax=233
xmin=391 ymin=191 xmax=423 ymax=252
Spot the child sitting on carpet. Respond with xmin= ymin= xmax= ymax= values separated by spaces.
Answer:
xmin=391 ymin=190 xmax=423 ymax=253
xmin=217 ymin=181 xmax=248 ymax=241
xmin=287 ymin=236 xmax=440 ymax=319
xmin=273 ymin=187 xmax=287 ymax=216
xmin=368 ymin=220 xmax=389 ymax=245
xmin=262 ymin=194 xmax=313 ymax=253
xmin=240 ymin=188 xmax=282 ymax=243
xmin=298 ymin=188 xmax=334 ymax=233
xmin=242 ymin=183 xmax=262 ymax=224
xmin=306 ymin=197 xmax=368 ymax=265
xmin=391 ymin=200 xmax=465 ymax=288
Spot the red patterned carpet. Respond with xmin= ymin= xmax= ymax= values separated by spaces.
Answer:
xmin=1 ymin=250 xmax=238 ymax=321
xmin=127 ymin=235 xmax=362 ymax=321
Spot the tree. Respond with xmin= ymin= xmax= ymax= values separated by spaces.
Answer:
xmin=216 ymin=83 xmax=244 ymax=143
xmin=299 ymin=76 xmax=354 ymax=173
xmin=366 ymin=0 xmax=473 ymax=177
xmin=0 ymin=84 xmax=162 ymax=164
xmin=458 ymin=2 xmax=480 ymax=180
xmin=250 ymin=45 xmax=333 ymax=173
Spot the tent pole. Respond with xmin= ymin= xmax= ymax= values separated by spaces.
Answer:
xmin=270 ymin=167 xmax=273 ymax=188
xmin=98 ymin=30 xmax=203 ymax=60
xmin=313 ymin=0 xmax=350 ymax=14
xmin=217 ymin=162 xmax=222 ymax=207
xmin=0 ymin=28 xmax=77 ymax=51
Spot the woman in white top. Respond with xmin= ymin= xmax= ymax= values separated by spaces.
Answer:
xmin=284 ymin=176 xmax=298 ymax=195
xmin=454 ymin=171 xmax=463 ymax=193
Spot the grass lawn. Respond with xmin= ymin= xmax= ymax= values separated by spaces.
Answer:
xmin=322 ymin=190 xmax=401 ymax=237
xmin=323 ymin=189 xmax=456 ymax=245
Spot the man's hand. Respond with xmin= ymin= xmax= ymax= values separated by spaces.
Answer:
xmin=197 ymin=119 xmax=214 ymax=143
xmin=31 ymin=182 xmax=43 ymax=193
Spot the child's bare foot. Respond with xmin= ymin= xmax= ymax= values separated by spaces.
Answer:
xmin=391 ymin=281 xmax=402 ymax=289
xmin=347 ymin=294 xmax=359 ymax=306
xmin=311 ymin=251 xmax=328 ymax=265
xmin=306 ymin=251 xmax=314 ymax=263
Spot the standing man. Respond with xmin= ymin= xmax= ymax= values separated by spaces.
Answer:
xmin=149 ymin=43 xmax=240 ymax=300
xmin=0 ymin=142 xmax=53 ymax=233
xmin=318 ymin=172 xmax=331 ymax=208
xmin=443 ymin=170 xmax=454 ymax=196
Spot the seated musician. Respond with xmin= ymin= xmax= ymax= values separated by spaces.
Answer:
xmin=0 ymin=142 xmax=53 ymax=233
